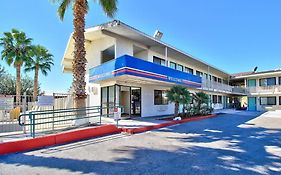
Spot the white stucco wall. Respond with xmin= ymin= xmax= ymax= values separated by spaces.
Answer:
xmin=86 ymin=37 xmax=115 ymax=74
xmin=140 ymin=85 xmax=174 ymax=117
xmin=115 ymin=37 xmax=133 ymax=57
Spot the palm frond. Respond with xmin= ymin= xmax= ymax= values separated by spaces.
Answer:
xmin=98 ymin=0 xmax=118 ymax=18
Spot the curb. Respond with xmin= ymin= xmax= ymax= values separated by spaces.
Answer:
xmin=0 ymin=125 xmax=121 ymax=155
xmin=121 ymin=114 xmax=217 ymax=134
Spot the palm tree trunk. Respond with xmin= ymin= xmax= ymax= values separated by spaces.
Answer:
xmin=15 ymin=63 xmax=21 ymax=105
xmin=72 ymin=0 xmax=87 ymax=108
xmin=174 ymin=102 xmax=179 ymax=117
xmin=33 ymin=65 xmax=39 ymax=101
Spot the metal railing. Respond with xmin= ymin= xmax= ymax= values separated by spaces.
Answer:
xmin=18 ymin=106 xmax=123 ymax=138
xmin=201 ymin=78 xmax=246 ymax=94
xmin=247 ymin=85 xmax=281 ymax=94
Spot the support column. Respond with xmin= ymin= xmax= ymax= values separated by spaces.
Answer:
xmin=165 ymin=46 xmax=168 ymax=66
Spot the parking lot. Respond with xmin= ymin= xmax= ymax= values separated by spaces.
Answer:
xmin=0 ymin=111 xmax=280 ymax=175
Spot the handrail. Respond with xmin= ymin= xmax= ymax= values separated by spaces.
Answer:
xmin=18 ymin=105 xmax=123 ymax=138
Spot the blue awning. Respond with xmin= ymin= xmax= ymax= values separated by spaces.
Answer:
xmin=89 ymin=55 xmax=202 ymax=88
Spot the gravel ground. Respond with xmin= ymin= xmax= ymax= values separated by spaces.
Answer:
xmin=0 ymin=111 xmax=280 ymax=175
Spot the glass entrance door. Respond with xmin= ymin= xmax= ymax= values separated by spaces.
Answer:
xmin=131 ymin=87 xmax=141 ymax=117
xmin=101 ymin=85 xmax=141 ymax=118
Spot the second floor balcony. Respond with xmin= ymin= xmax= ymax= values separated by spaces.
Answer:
xmin=201 ymin=78 xmax=246 ymax=95
xmin=247 ymin=85 xmax=281 ymax=94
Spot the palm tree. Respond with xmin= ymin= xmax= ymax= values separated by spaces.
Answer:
xmin=166 ymin=85 xmax=191 ymax=117
xmin=52 ymin=0 xmax=118 ymax=108
xmin=0 ymin=29 xmax=32 ymax=104
xmin=193 ymin=92 xmax=209 ymax=112
xmin=24 ymin=45 xmax=54 ymax=101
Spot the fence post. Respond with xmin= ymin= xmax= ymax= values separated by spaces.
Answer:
xmin=52 ymin=93 xmax=55 ymax=131
xmin=99 ymin=106 xmax=102 ymax=125
xmin=23 ymin=92 xmax=27 ymax=134
xmin=32 ymin=114 xmax=35 ymax=138
xmin=29 ymin=111 xmax=33 ymax=137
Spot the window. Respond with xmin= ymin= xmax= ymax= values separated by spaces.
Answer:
xmin=259 ymin=77 xmax=276 ymax=86
xmin=204 ymin=73 xmax=208 ymax=80
xmin=260 ymin=97 xmax=276 ymax=105
xmin=218 ymin=96 xmax=222 ymax=103
xmin=279 ymin=96 xmax=281 ymax=105
xmin=279 ymin=77 xmax=281 ymax=85
xmin=177 ymin=64 xmax=183 ymax=71
xmin=169 ymin=62 xmax=176 ymax=69
xmin=196 ymin=71 xmax=203 ymax=77
xmin=213 ymin=76 xmax=217 ymax=82
xmin=212 ymin=95 xmax=218 ymax=103
xmin=153 ymin=56 xmax=165 ymax=66
xmin=247 ymin=79 xmax=256 ymax=87
xmin=154 ymin=90 xmax=168 ymax=105
xmin=218 ymin=78 xmax=222 ymax=83
xmin=184 ymin=67 xmax=193 ymax=74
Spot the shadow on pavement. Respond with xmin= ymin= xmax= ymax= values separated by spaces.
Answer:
xmin=0 ymin=112 xmax=280 ymax=175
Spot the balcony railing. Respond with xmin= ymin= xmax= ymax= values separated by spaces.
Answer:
xmin=247 ymin=85 xmax=281 ymax=94
xmin=201 ymin=78 xmax=246 ymax=94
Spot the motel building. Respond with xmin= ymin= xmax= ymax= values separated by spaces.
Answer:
xmin=61 ymin=20 xmax=277 ymax=118
xmin=231 ymin=70 xmax=281 ymax=111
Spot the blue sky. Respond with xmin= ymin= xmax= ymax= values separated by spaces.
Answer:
xmin=0 ymin=0 xmax=281 ymax=92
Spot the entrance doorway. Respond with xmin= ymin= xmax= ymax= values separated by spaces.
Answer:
xmin=248 ymin=97 xmax=257 ymax=111
xmin=131 ymin=87 xmax=141 ymax=117
xmin=101 ymin=85 xmax=141 ymax=118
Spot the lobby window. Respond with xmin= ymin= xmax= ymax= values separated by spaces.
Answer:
xmin=260 ymin=97 xmax=276 ymax=105
xmin=196 ymin=71 xmax=203 ymax=77
xmin=184 ymin=67 xmax=193 ymax=74
xmin=169 ymin=62 xmax=176 ymax=69
xmin=212 ymin=95 xmax=218 ymax=103
xmin=218 ymin=96 xmax=222 ymax=103
xmin=259 ymin=77 xmax=276 ymax=86
xmin=177 ymin=64 xmax=183 ymax=71
xmin=154 ymin=90 xmax=168 ymax=105
xmin=153 ymin=56 xmax=165 ymax=66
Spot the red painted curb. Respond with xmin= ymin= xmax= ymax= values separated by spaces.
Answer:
xmin=122 ymin=114 xmax=217 ymax=134
xmin=0 ymin=125 xmax=121 ymax=155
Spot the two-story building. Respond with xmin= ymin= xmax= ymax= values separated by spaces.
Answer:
xmin=62 ymin=20 xmax=247 ymax=118
xmin=231 ymin=70 xmax=281 ymax=111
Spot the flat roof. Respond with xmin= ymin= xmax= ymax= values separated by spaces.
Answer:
xmin=231 ymin=69 xmax=281 ymax=79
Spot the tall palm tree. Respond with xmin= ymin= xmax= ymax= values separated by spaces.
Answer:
xmin=25 ymin=45 xmax=54 ymax=101
xmin=0 ymin=29 xmax=32 ymax=104
xmin=52 ymin=0 xmax=118 ymax=108
xmin=166 ymin=85 xmax=191 ymax=117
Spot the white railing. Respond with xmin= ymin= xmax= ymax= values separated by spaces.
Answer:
xmin=247 ymin=85 xmax=281 ymax=94
xmin=201 ymin=78 xmax=246 ymax=94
